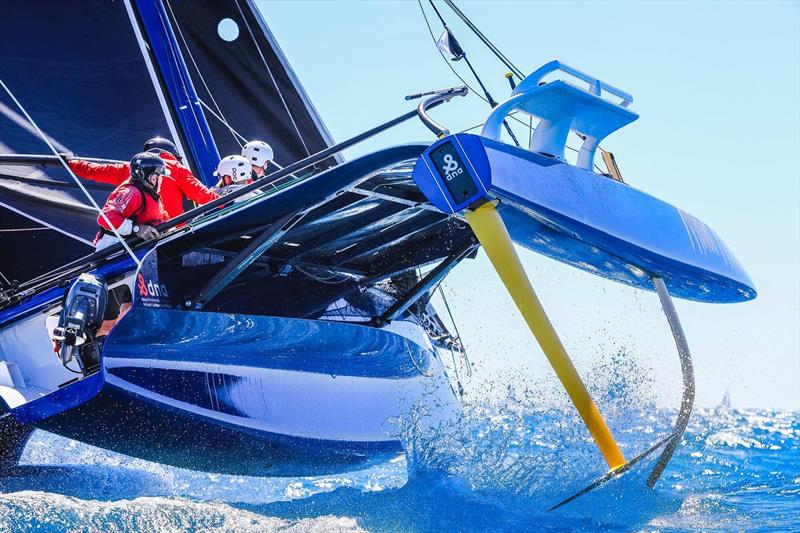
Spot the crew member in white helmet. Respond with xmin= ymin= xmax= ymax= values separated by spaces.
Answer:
xmin=213 ymin=155 xmax=254 ymax=198
xmin=241 ymin=140 xmax=274 ymax=180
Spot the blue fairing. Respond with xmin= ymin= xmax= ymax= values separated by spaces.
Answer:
xmin=20 ymin=304 xmax=442 ymax=476
xmin=412 ymin=133 xmax=755 ymax=303
xmin=103 ymin=307 xmax=431 ymax=379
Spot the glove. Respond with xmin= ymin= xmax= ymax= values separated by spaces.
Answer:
xmin=134 ymin=224 xmax=159 ymax=241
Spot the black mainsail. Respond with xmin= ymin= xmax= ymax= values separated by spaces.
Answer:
xmin=0 ymin=0 xmax=337 ymax=283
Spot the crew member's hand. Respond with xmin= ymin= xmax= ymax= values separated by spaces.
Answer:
xmin=135 ymin=224 xmax=159 ymax=241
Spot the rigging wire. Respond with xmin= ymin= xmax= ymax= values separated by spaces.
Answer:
xmin=167 ymin=0 xmax=320 ymax=175
xmin=0 ymin=227 xmax=49 ymax=233
xmin=164 ymin=0 xmax=243 ymax=148
xmin=154 ymin=4 xmax=218 ymax=156
xmin=425 ymin=1 xmax=521 ymax=147
xmin=198 ymin=99 xmax=248 ymax=145
xmin=442 ymin=0 xmax=525 ymax=79
xmin=458 ymin=118 xmax=606 ymax=174
xmin=418 ymin=1 xmax=533 ymax=139
xmin=0 ymin=79 xmax=141 ymax=267
xmin=419 ymin=1 xmax=609 ymax=174
xmin=233 ymin=0 xmax=312 ymax=157
xmin=418 ymin=1 xmax=491 ymax=109
xmin=198 ymin=98 xmax=298 ymax=178
xmin=437 ymin=285 xmax=471 ymax=377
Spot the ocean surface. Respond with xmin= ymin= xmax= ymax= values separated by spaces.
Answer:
xmin=0 ymin=396 xmax=796 ymax=532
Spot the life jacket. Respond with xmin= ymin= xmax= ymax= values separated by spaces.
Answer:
xmin=96 ymin=180 xmax=166 ymax=240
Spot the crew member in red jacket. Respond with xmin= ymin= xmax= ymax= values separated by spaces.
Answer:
xmin=94 ymin=152 xmax=169 ymax=250
xmin=68 ymin=137 xmax=219 ymax=220
xmin=91 ymin=153 xmax=170 ymax=338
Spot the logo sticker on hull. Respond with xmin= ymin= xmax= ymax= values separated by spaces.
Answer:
xmin=429 ymin=141 xmax=479 ymax=205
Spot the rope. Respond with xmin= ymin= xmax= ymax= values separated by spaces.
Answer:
xmin=0 ymin=79 xmax=141 ymax=267
xmin=442 ymin=0 xmax=525 ymax=79
xmin=198 ymin=99 xmax=248 ymax=145
xmin=199 ymin=98 xmax=303 ymax=180
xmin=292 ymin=263 xmax=354 ymax=285
xmin=419 ymin=2 xmax=609 ymax=174
xmin=234 ymin=0 xmax=311 ymax=157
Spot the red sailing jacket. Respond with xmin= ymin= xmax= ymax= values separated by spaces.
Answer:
xmin=95 ymin=182 xmax=168 ymax=243
xmin=69 ymin=151 xmax=219 ymax=219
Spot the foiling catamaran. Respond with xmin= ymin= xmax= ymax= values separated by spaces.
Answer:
xmin=0 ymin=0 xmax=754 ymax=507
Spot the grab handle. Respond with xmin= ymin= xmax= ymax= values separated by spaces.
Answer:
xmin=411 ymin=86 xmax=469 ymax=138
xmin=523 ymin=60 xmax=633 ymax=107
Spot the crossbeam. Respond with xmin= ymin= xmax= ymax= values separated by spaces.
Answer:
xmin=187 ymin=210 xmax=301 ymax=309
xmin=372 ymin=238 xmax=477 ymax=326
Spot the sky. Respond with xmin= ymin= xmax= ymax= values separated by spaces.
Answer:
xmin=256 ymin=1 xmax=800 ymax=410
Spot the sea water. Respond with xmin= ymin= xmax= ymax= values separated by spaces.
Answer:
xmin=0 ymin=397 xmax=796 ymax=532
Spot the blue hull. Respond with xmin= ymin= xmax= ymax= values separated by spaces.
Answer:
xmin=34 ymin=380 xmax=403 ymax=477
xmin=13 ymin=307 xmax=449 ymax=476
xmin=412 ymin=133 xmax=755 ymax=303
xmin=0 ymin=144 xmax=465 ymax=476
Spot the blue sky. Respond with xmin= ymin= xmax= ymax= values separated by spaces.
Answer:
xmin=257 ymin=1 xmax=799 ymax=410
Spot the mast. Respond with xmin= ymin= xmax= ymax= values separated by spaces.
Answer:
xmin=122 ymin=0 xmax=189 ymax=165
xmin=130 ymin=0 xmax=221 ymax=184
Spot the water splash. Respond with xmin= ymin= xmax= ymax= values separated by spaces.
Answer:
xmin=0 ymin=492 xmax=365 ymax=533
xmin=0 ymin=373 xmax=796 ymax=531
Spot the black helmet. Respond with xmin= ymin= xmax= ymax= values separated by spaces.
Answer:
xmin=143 ymin=137 xmax=181 ymax=160
xmin=130 ymin=152 xmax=167 ymax=195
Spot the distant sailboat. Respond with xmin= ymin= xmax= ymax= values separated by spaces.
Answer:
xmin=721 ymin=389 xmax=732 ymax=409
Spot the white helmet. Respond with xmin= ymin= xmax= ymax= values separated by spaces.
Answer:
xmin=214 ymin=155 xmax=251 ymax=183
xmin=242 ymin=140 xmax=274 ymax=167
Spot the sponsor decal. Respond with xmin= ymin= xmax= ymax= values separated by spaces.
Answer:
xmin=136 ymin=273 xmax=169 ymax=299
xmin=429 ymin=141 xmax=479 ymax=205
xmin=134 ymin=252 xmax=171 ymax=308
xmin=137 ymin=273 xmax=148 ymax=297
xmin=441 ymin=153 xmax=463 ymax=181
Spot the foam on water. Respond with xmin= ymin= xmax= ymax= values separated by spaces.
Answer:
xmin=0 ymin=365 xmax=797 ymax=531
xmin=0 ymin=492 xmax=365 ymax=533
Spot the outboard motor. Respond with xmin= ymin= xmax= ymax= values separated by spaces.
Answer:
xmin=52 ymin=273 xmax=107 ymax=372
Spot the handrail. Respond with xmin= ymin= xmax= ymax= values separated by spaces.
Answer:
xmin=521 ymin=60 xmax=633 ymax=107
xmin=481 ymin=60 xmax=637 ymax=169
xmin=414 ymin=86 xmax=469 ymax=138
